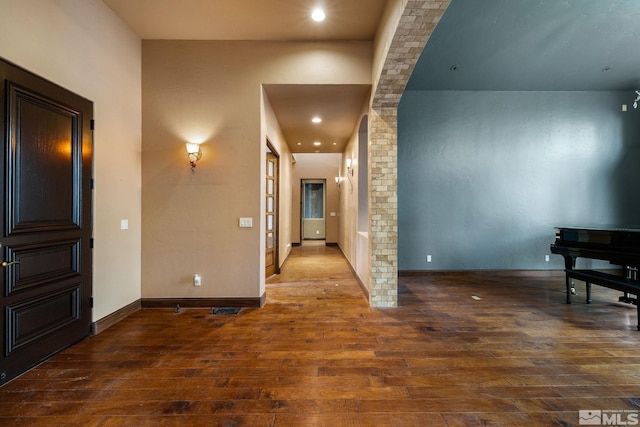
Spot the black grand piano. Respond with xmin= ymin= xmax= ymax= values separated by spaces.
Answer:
xmin=550 ymin=226 xmax=640 ymax=330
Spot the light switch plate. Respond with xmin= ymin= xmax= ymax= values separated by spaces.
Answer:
xmin=239 ymin=217 xmax=253 ymax=228
xmin=120 ymin=219 xmax=128 ymax=230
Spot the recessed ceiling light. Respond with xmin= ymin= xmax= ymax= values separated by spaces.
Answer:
xmin=332 ymin=142 xmax=337 ymax=146
xmin=312 ymin=116 xmax=322 ymax=123
xmin=311 ymin=8 xmax=325 ymax=22
xmin=297 ymin=142 xmax=302 ymax=146
xmin=313 ymin=141 xmax=321 ymax=146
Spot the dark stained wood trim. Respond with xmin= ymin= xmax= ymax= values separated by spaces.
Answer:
xmin=325 ymin=242 xmax=338 ymax=247
xmin=399 ymin=269 xmax=569 ymax=277
xmin=91 ymin=299 xmax=141 ymax=335
xmin=337 ymin=245 xmax=369 ymax=300
xmin=355 ymin=275 xmax=369 ymax=301
xmin=141 ymin=294 xmax=266 ymax=309
xmin=278 ymin=250 xmax=291 ymax=273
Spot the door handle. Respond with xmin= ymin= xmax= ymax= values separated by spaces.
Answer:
xmin=1 ymin=261 xmax=19 ymax=267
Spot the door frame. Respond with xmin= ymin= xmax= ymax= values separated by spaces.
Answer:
xmin=300 ymin=179 xmax=326 ymax=241
xmin=265 ymin=140 xmax=279 ymax=277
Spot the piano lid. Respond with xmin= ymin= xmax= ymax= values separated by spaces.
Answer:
xmin=555 ymin=225 xmax=640 ymax=233
xmin=554 ymin=226 xmax=640 ymax=246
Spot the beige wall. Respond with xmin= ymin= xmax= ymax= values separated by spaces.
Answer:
xmin=0 ymin=0 xmax=417 ymax=319
xmin=142 ymin=40 xmax=372 ymax=300
xmin=0 ymin=0 xmax=142 ymax=321
xmin=338 ymin=128 xmax=359 ymax=259
xmin=291 ymin=154 xmax=341 ymax=244
xmin=338 ymin=112 xmax=369 ymax=288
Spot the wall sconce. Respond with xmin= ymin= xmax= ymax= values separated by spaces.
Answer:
xmin=346 ymin=158 xmax=354 ymax=176
xmin=185 ymin=142 xmax=202 ymax=172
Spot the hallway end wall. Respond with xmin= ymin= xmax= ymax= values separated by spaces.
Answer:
xmin=291 ymin=154 xmax=341 ymax=245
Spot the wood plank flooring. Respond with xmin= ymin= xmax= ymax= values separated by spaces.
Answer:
xmin=2 ymin=242 xmax=640 ymax=426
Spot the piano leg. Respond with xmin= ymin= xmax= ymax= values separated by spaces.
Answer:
xmin=586 ymin=282 xmax=591 ymax=304
xmin=563 ymin=255 xmax=576 ymax=304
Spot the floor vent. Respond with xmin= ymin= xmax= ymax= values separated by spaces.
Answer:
xmin=211 ymin=307 xmax=241 ymax=315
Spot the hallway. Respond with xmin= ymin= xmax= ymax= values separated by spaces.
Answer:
xmin=1 ymin=246 xmax=640 ymax=426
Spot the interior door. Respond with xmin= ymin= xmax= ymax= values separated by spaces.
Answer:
xmin=0 ymin=59 xmax=93 ymax=385
xmin=265 ymin=147 xmax=278 ymax=277
xmin=302 ymin=180 xmax=326 ymax=240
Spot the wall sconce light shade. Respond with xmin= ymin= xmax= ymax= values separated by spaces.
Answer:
xmin=345 ymin=158 xmax=354 ymax=176
xmin=185 ymin=142 xmax=202 ymax=171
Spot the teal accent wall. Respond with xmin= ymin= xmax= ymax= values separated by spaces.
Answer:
xmin=398 ymin=90 xmax=640 ymax=270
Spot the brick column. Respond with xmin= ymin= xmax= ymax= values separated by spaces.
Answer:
xmin=368 ymin=0 xmax=450 ymax=307
xmin=368 ymin=108 xmax=398 ymax=307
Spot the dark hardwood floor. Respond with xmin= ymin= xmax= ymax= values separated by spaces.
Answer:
xmin=2 ymin=242 xmax=640 ymax=426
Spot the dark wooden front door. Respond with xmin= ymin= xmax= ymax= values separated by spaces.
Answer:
xmin=0 ymin=59 xmax=93 ymax=385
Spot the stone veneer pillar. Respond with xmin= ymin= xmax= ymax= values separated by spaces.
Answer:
xmin=368 ymin=0 xmax=450 ymax=307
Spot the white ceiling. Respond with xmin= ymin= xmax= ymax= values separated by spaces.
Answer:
xmin=103 ymin=0 xmax=388 ymax=153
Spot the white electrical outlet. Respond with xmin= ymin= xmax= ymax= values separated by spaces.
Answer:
xmin=193 ymin=274 xmax=201 ymax=287
xmin=427 ymin=255 xmax=432 ymax=263
xmin=545 ymin=255 xmax=550 ymax=262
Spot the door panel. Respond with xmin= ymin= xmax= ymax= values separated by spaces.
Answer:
xmin=0 ymin=59 xmax=93 ymax=385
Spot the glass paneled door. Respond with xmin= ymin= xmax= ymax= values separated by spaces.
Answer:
xmin=302 ymin=179 xmax=326 ymax=240
xmin=265 ymin=148 xmax=278 ymax=277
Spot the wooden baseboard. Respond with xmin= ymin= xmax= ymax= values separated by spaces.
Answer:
xmin=92 ymin=299 xmax=141 ymax=335
xmin=279 ymin=250 xmax=291 ymax=272
xmin=336 ymin=244 xmax=370 ymax=301
xmin=398 ymin=269 xmax=568 ymax=277
xmin=141 ymin=293 xmax=266 ymax=309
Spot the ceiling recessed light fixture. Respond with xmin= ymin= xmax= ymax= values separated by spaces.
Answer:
xmin=311 ymin=8 xmax=325 ymax=22
xmin=312 ymin=116 xmax=322 ymax=123
xmin=313 ymin=141 xmax=322 ymax=146
xmin=297 ymin=142 xmax=302 ymax=146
